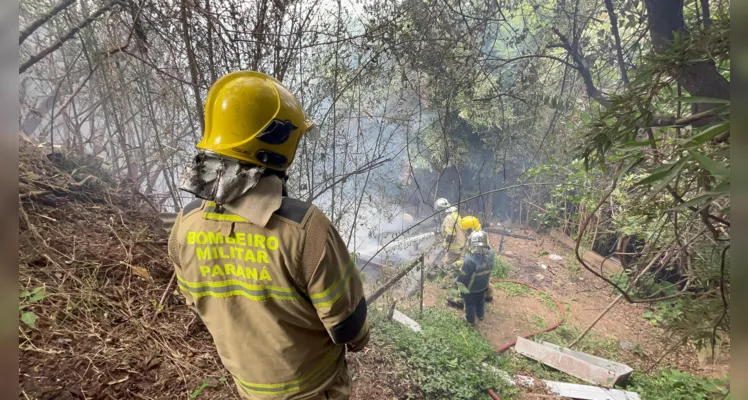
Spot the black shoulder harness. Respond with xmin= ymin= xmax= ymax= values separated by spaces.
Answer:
xmin=182 ymin=199 xmax=203 ymax=216
xmin=274 ymin=197 xmax=313 ymax=223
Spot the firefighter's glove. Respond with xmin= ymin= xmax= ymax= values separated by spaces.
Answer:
xmin=345 ymin=322 xmax=370 ymax=353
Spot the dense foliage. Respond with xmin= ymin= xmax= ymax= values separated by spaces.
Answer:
xmin=373 ymin=308 xmax=517 ymax=399
xmin=629 ymin=369 xmax=730 ymax=400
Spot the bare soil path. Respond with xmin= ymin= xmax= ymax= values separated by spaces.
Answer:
xmin=415 ymin=226 xmax=728 ymax=381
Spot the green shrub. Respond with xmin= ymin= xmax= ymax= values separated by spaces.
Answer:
xmin=628 ymin=369 xmax=729 ymax=400
xmin=492 ymin=256 xmax=511 ymax=279
xmin=642 ymin=300 xmax=685 ymax=326
xmin=373 ymin=308 xmax=517 ymax=399
xmin=492 ymin=281 xmax=531 ymax=296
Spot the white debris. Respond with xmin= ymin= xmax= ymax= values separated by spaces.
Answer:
xmin=539 ymin=263 xmax=548 ymax=270
xmin=518 ymin=377 xmax=641 ymax=400
xmin=549 ymin=254 xmax=563 ymax=261
xmin=482 ymin=363 xmax=641 ymax=400
xmin=391 ymin=309 xmax=421 ymax=332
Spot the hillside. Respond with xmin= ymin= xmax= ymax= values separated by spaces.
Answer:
xmin=17 ymin=134 xmax=418 ymax=400
xmin=19 ymin=135 xmax=236 ymax=399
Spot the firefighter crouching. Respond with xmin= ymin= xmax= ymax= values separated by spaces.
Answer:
xmin=434 ymin=198 xmax=466 ymax=265
xmin=168 ymin=71 xmax=369 ymax=400
xmin=456 ymin=231 xmax=495 ymax=325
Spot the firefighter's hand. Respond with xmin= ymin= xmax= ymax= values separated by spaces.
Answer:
xmin=345 ymin=324 xmax=370 ymax=353
xmin=346 ymin=341 xmax=365 ymax=353
xmin=345 ymin=334 xmax=369 ymax=352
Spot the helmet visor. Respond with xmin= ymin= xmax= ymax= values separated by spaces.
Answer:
xmin=255 ymin=120 xmax=298 ymax=145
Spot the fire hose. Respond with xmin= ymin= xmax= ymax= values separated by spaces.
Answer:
xmin=486 ymin=279 xmax=567 ymax=399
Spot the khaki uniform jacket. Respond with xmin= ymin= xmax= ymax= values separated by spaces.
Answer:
xmin=442 ymin=211 xmax=466 ymax=253
xmin=168 ymin=187 xmax=369 ymax=399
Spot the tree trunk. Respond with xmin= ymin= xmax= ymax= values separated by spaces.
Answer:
xmin=179 ymin=0 xmax=204 ymax=130
xmin=603 ymin=0 xmax=629 ymax=85
xmin=700 ymin=0 xmax=712 ymax=28
xmin=643 ymin=0 xmax=729 ymax=101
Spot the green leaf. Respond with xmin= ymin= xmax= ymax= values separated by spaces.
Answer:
xmin=634 ymin=156 xmax=688 ymax=186
xmin=673 ymin=96 xmax=730 ymax=104
xmin=669 ymin=193 xmax=716 ymax=211
xmin=699 ymin=380 xmax=722 ymax=393
xmin=688 ymin=150 xmax=729 ymax=179
xmin=190 ymin=381 xmax=210 ymax=399
xmin=710 ymin=181 xmax=730 ymax=193
xmin=634 ymin=170 xmax=670 ymax=186
xmin=20 ymin=291 xmax=32 ymax=298
xmin=671 ymin=184 xmax=732 ymax=211
xmin=29 ymin=292 xmax=48 ymax=302
xmin=617 ymin=155 xmax=644 ymax=179
xmin=21 ymin=312 xmax=37 ymax=328
xmin=618 ymin=139 xmax=659 ymax=148
xmin=684 ymin=121 xmax=729 ymax=148
xmin=643 ymin=156 xmax=691 ymax=203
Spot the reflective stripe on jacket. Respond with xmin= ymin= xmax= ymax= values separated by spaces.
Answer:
xmin=457 ymin=250 xmax=495 ymax=293
xmin=442 ymin=212 xmax=466 ymax=252
xmin=168 ymin=196 xmax=368 ymax=399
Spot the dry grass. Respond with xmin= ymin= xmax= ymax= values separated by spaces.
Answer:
xmin=17 ymin=134 xmax=413 ymax=400
xmin=18 ymin=134 xmax=237 ymax=399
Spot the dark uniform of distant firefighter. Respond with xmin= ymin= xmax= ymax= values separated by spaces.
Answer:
xmin=167 ymin=71 xmax=369 ymax=400
xmin=456 ymin=231 xmax=495 ymax=325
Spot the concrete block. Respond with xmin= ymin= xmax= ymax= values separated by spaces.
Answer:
xmin=515 ymin=337 xmax=633 ymax=387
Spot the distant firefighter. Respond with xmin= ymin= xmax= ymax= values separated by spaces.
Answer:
xmin=456 ymin=231 xmax=495 ymax=326
xmin=446 ymin=216 xmax=494 ymax=308
xmin=434 ymin=198 xmax=466 ymax=265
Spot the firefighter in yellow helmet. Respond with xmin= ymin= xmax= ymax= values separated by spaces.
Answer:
xmin=168 ymin=71 xmax=369 ymax=400
xmin=434 ymin=198 xmax=466 ymax=265
xmin=460 ymin=216 xmax=481 ymax=236
xmin=446 ymin=216 xmax=494 ymax=308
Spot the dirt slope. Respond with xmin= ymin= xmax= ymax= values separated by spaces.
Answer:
xmin=18 ymin=136 xmax=238 ymax=399
xmin=18 ymin=135 xmax=412 ymax=400
xmin=420 ymin=226 xmax=729 ymax=379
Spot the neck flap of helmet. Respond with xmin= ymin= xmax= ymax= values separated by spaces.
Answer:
xmin=179 ymin=151 xmax=266 ymax=205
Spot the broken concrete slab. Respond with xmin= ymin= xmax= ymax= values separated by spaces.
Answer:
xmin=391 ymin=309 xmax=421 ymax=332
xmin=516 ymin=376 xmax=641 ymax=400
xmin=515 ymin=337 xmax=633 ymax=387
xmin=481 ymin=363 xmax=641 ymax=400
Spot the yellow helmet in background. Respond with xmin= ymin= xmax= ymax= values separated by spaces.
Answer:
xmin=197 ymin=71 xmax=316 ymax=171
xmin=461 ymin=216 xmax=481 ymax=232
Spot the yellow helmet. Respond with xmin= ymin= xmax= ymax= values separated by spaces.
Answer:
xmin=196 ymin=71 xmax=315 ymax=170
xmin=461 ymin=216 xmax=481 ymax=232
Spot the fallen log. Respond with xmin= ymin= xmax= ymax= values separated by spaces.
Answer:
xmin=484 ymin=227 xmax=536 ymax=241
xmin=550 ymin=230 xmax=622 ymax=276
